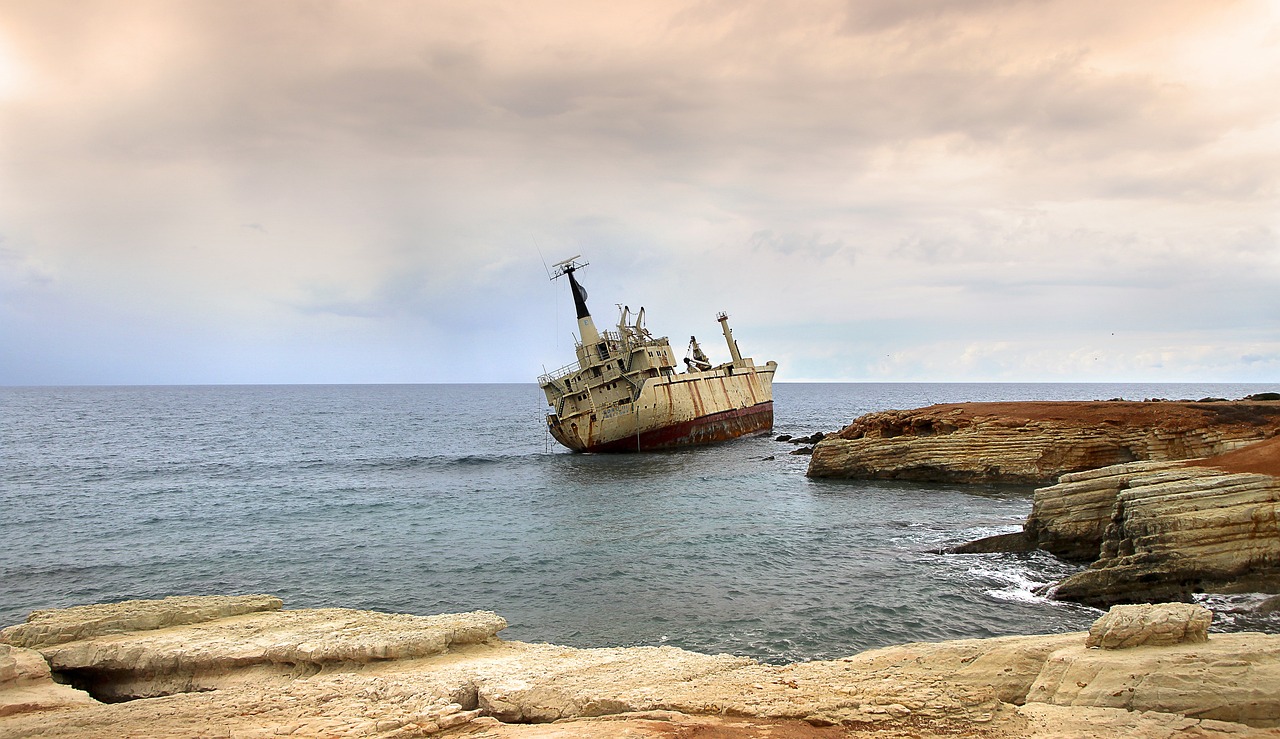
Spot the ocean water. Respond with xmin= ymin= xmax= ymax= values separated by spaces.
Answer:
xmin=2 ymin=382 xmax=1276 ymax=664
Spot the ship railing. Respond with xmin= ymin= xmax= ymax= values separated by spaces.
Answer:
xmin=538 ymin=361 xmax=580 ymax=386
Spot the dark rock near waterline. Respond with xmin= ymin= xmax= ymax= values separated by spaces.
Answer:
xmin=789 ymin=446 xmax=814 ymax=456
xmin=946 ymin=531 xmax=1035 ymax=555
xmin=781 ymin=432 xmax=827 ymax=445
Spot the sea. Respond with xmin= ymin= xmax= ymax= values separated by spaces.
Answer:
xmin=2 ymin=382 xmax=1277 ymax=664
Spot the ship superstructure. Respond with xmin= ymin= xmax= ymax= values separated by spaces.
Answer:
xmin=538 ymin=256 xmax=777 ymax=453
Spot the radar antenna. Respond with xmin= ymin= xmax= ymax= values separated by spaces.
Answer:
xmin=549 ymin=255 xmax=587 ymax=279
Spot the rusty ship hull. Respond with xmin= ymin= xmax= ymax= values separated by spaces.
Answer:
xmin=548 ymin=367 xmax=776 ymax=453
xmin=538 ymin=257 xmax=777 ymax=454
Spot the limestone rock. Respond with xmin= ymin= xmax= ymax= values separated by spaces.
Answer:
xmin=5 ymin=598 xmax=1280 ymax=737
xmin=807 ymin=401 xmax=1280 ymax=484
xmin=1027 ymin=633 xmax=1280 ymax=727
xmin=0 ymin=594 xmax=283 ymax=649
xmin=0 ymin=644 xmax=95 ymax=717
xmin=1085 ymin=604 xmax=1212 ymax=649
xmin=35 ymin=607 xmax=506 ymax=701
xmin=1043 ymin=465 xmax=1280 ymax=607
xmin=1024 ymin=461 xmax=1181 ymax=561
xmin=1016 ymin=703 xmax=1277 ymax=739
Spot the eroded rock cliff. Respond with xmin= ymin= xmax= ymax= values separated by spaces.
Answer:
xmin=807 ymin=401 xmax=1280 ymax=484
xmin=1041 ymin=467 xmax=1280 ymax=608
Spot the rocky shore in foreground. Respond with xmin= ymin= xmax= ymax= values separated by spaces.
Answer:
xmin=4 ymin=595 xmax=1280 ymax=737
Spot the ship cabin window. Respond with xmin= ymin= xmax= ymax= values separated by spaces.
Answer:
xmin=597 ymin=343 xmax=609 ymax=360
xmin=592 ymin=366 xmax=602 ymax=378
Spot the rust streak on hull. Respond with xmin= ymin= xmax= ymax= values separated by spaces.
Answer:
xmin=582 ymin=402 xmax=774 ymax=453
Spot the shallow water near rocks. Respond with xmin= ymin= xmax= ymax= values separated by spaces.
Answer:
xmin=2 ymin=382 xmax=1276 ymax=664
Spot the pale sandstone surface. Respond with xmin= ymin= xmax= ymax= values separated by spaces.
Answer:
xmin=1016 ymin=703 xmax=1279 ymax=739
xmin=0 ymin=644 xmax=95 ymax=717
xmin=1086 ymin=603 xmax=1212 ymax=649
xmin=807 ymin=401 xmax=1280 ymax=484
xmin=3 ymin=597 xmax=1280 ymax=738
xmin=1029 ymin=633 xmax=1280 ymax=726
xmin=0 ymin=594 xmax=284 ymax=650
xmin=34 ymin=607 xmax=507 ymax=701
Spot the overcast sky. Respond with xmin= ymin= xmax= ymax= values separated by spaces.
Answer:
xmin=1 ymin=0 xmax=1277 ymax=384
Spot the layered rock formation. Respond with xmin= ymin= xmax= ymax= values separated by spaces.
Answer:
xmin=1031 ymin=454 xmax=1280 ymax=608
xmin=807 ymin=400 xmax=1280 ymax=484
xmin=3 ymin=598 xmax=508 ymax=702
xmin=3 ymin=596 xmax=1280 ymax=737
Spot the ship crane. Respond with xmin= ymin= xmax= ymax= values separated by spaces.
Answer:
xmin=684 ymin=336 xmax=713 ymax=372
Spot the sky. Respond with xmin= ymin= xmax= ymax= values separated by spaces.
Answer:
xmin=1 ymin=0 xmax=1278 ymax=385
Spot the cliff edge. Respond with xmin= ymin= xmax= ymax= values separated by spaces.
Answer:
xmin=807 ymin=400 xmax=1280 ymax=484
xmin=1026 ymin=435 xmax=1280 ymax=607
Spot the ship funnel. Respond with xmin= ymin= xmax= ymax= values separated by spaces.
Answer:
xmin=717 ymin=312 xmax=743 ymax=365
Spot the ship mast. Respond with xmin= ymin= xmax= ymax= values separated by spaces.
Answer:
xmin=717 ymin=312 xmax=743 ymax=366
xmin=550 ymin=255 xmax=601 ymax=347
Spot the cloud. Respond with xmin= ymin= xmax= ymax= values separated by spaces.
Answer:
xmin=0 ymin=0 xmax=1277 ymax=383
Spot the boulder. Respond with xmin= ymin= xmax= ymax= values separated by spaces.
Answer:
xmin=1085 ymin=604 xmax=1212 ymax=649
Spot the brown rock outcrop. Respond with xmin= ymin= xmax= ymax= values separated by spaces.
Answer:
xmin=807 ymin=401 xmax=1280 ymax=484
xmin=1028 ymin=455 xmax=1280 ymax=608
xmin=1049 ymin=468 xmax=1280 ymax=607
xmin=4 ymin=597 xmax=1280 ymax=737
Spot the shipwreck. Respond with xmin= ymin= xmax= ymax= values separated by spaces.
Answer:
xmin=538 ymin=256 xmax=777 ymax=452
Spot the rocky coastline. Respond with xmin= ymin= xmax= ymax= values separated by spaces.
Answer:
xmin=805 ymin=396 xmax=1280 ymax=613
xmin=4 ymin=595 xmax=1280 ymax=737
xmin=6 ymin=396 xmax=1279 ymax=736
xmin=806 ymin=399 xmax=1280 ymax=484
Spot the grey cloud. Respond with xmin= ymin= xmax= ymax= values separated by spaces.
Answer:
xmin=840 ymin=0 xmax=1036 ymax=34
xmin=748 ymin=230 xmax=849 ymax=260
xmin=1 ymin=0 xmax=1276 ymax=383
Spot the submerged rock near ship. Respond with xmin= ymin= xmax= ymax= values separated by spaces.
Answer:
xmin=538 ymin=257 xmax=777 ymax=452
